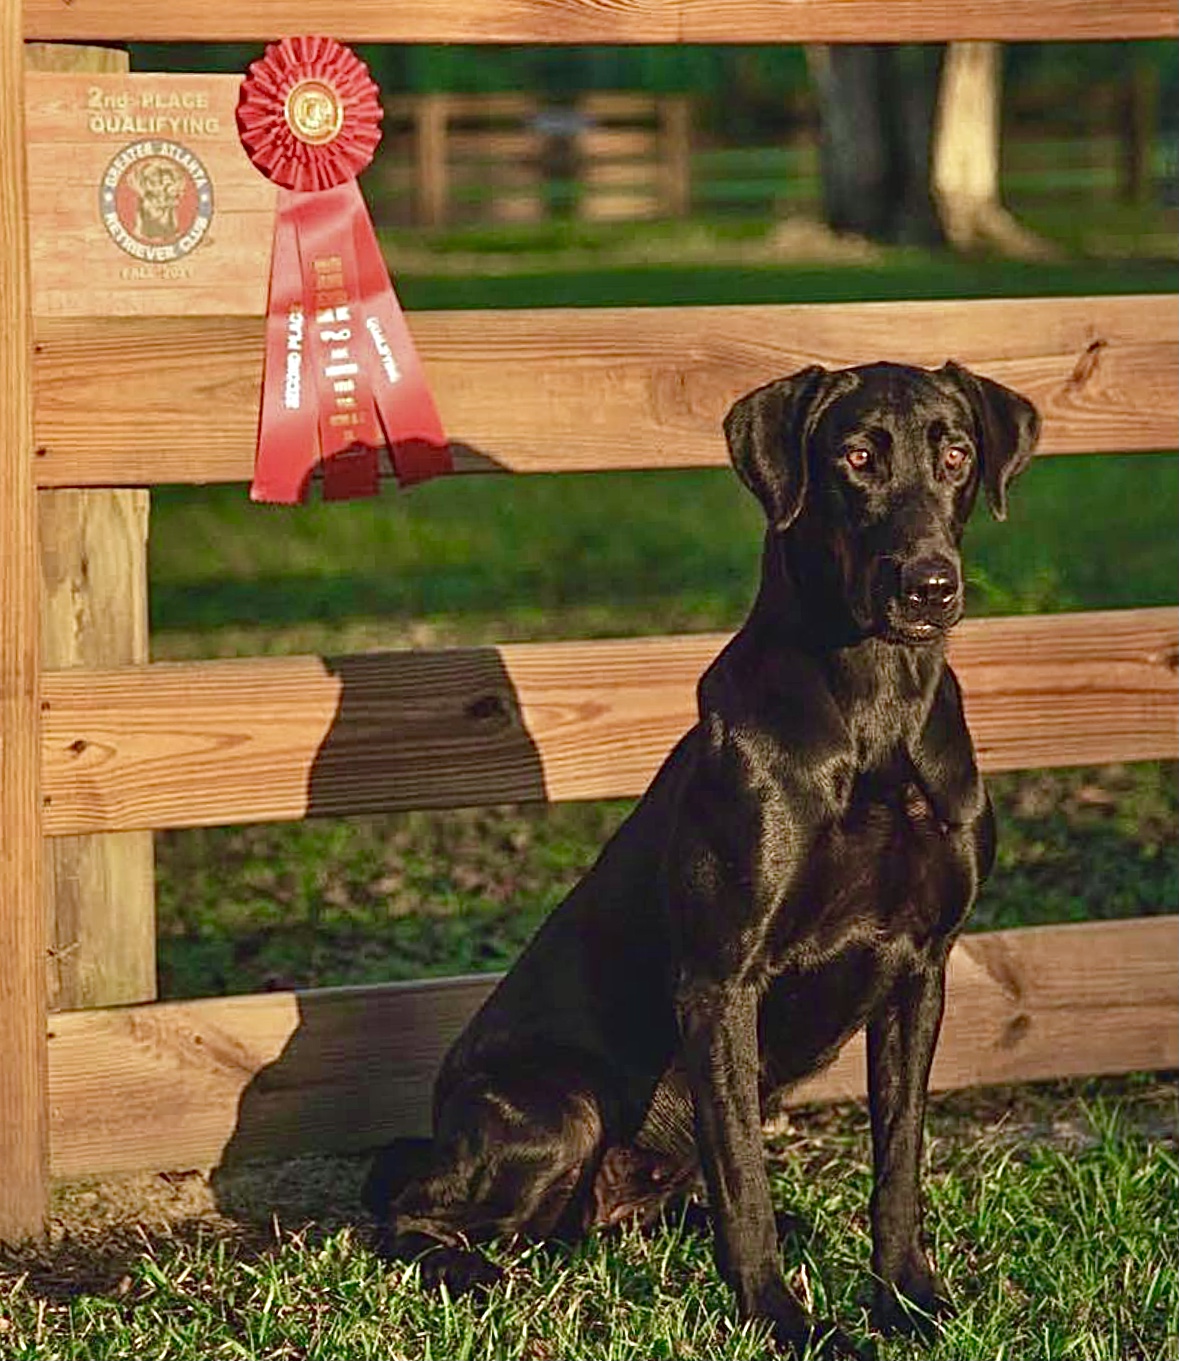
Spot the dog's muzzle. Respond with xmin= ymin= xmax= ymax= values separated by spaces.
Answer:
xmin=874 ymin=554 xmax=963 ymax=641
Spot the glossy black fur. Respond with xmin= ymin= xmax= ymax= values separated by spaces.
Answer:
xmin=364 ymin=361 xmax=1040 ymax=1356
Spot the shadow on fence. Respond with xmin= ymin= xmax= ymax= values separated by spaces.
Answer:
xmin=210 ymin=646 xmax=540 ymax=1184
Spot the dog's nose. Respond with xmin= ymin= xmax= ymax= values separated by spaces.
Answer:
xmin=901 ymin=557 xmax=960 ymax=613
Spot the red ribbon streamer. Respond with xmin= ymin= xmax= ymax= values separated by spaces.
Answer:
xmin=238 ymin=37 xmax=450 ymax=503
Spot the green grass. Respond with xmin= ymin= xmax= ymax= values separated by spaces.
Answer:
xmin=3 ymin=1085 xmax=1175 ymax=1359
xmin=386 ymin=253 xmax=1178 ymax=309
xmin=149 ymin=454 xmax=1179 ymax=657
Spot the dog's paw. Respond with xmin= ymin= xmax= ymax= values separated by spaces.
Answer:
xmin=417 ymin=1244 xmax=504 ymax=1297
xmin=381 ymin=1230 xmax=505 ymax=1298
xmin=771 ymin=1318 xmax=875 ymax=1361
xmin=871 ymin=1273 xmax=955 ymax=1343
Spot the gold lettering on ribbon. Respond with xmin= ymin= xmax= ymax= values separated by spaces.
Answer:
xmin=312 ymin=254 xmax=362 ymax=434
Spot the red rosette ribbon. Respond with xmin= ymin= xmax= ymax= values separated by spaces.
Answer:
xmin=237 ymin=36 xmax=450 ymax=502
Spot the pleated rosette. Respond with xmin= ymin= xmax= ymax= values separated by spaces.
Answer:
xmin=237 ymin=37 xmax=450 ymax=502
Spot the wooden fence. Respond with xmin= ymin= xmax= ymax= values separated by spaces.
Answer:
xmin=1 ymin=0 xmax=1177 ymax=1243
xmin=376 ymin=92 xmax=691 ymax=226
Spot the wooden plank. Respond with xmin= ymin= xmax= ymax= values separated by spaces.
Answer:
xmin=584 ymin=163 xmax=660 ymax=191
xmin=448 ymin=130 xmax=544 ymax=162
xmin=46 ymin=916 xmax=1179 ymax=1176
xmin=0 ymin=0 xmax=48 ymax=1241
xmin=40 ymin=608 xmax=1179 ymax=837
xmin=580 ymin=192 xmax=662 ymax=223
xmin=580 ymin=93 xmax=660 ymax=122
xmin=388 ymin=94 xmax=541 ymax=122
xmin=22 ymin=0 xmax=1178 ymax=44
xmin=30 ymin=44 xmax=157 ymax=1016
xmin=444 ymin=94 xmax=540 ymax=121
xmin=680 ymin=0 xmax=1178 ymax=42
xmin=581 ymin=129 xmax=660 ymax=159
xmin=32 ymin=295 xmax=1179 ymax=487
xmin=783 ymin=916 xmax=1179 ymax=1107
xmin=48 ymin=974 xmax=494 ymax=1173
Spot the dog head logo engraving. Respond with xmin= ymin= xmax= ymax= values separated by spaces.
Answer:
xmin=99 ymin=139 xmax=214 ymax=262
xmin=284 ymin=79 xmax=344 ymax=146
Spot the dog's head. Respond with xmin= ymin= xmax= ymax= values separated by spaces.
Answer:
xmin=724 ymin=361 xmax=1039 ymax=644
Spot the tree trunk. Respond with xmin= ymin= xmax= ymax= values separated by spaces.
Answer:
xmin=808 ymin=45 xmax=891 ymax=240
xmin=930 ymin=42 xmax=1054 ymax=257
xmin=808 ymin=45 xmax=942 ymax=246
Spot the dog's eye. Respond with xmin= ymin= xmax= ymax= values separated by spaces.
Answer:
xmin=943 ymin=445 xmax=971 ymax=472
xmin=844 ymin=446 xmax=873 ymax=471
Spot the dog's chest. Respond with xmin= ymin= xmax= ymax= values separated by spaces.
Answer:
xmin=763 ymin=777 xmax=975 ymax=974
xmin=751 ymin=782 xmax=976 ymax=1090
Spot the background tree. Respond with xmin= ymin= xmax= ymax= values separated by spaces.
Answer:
xmin=931 ymin=41 xmax=1054 ymax=256
xmin=807 ymin=44 xmax=943 ymax=245
xmin=809 ymin=42 xmax=1059 ymax=255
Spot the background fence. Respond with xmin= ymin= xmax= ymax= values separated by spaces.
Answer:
xmin=375 ymin=92 xmax=691 ymax=225
xmin=365 ymin=69 xmax=1164 ymax=227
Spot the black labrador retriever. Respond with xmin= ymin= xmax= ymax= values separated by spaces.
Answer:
xmin=365 ymin=360 xmax=1040 ymax=1356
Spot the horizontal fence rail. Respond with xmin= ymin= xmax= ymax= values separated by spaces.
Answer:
xmin=22 ymin=0 xmax=1179 ymax=44
xmin=32 ymin=296 xmax=1178 ymax=488
xmin=46 ymin=916 xmax=1179 ymax=1176
xmin=41 ymin=608 xmax=1179 ymax=836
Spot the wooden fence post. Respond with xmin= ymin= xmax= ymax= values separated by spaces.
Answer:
xmin=659 ymin=96 xmax=692 ymax=216
xmin=27 ymin=42 xmax=156 ymax=1012
xmin=0 ymin=0 xmax=49 ymax=1241
xmin=414 ymin=93 xmax=449 ymax=227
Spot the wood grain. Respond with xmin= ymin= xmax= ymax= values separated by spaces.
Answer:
xmin=46 ymin=916 xmax=1179 ymax=1176
xmin=22 ymin=0 xmax=1178 ymax=44
xmin=30 ymin=45 xmax=157 ymax=1016
xmin=31 ymin=295 xmax=1179 ymax=487
xmin=0 ymin=0 xmax=48 ymax=1241
xmin=40 ymin=608 xmax=1178 ymax=837
xmin=39 ymin=490 xmax=156 ymax=1007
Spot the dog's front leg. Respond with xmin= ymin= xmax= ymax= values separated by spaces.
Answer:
xmin=866 ymin=957 xmax=954 ymax=1340
xmin=679 ymin=981 xmax=859 ymax=1358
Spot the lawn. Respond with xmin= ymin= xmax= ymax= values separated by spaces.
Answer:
xmin=7 ymin=215 xmax=1177 ymax=1357
xmin=2 ymin=1082 xmax=1175 ymax=1358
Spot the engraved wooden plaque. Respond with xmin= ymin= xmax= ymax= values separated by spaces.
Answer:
xmin=26 ymin=72 xmax=276 ymax=317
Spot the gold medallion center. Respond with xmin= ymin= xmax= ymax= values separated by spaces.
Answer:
xmin=284 ymin=80 xmax=344 ymax=146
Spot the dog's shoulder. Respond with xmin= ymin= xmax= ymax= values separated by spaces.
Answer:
xmin=689 ymin=632 xmax=858 ymax=825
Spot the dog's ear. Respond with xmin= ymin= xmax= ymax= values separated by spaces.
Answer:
xmin=723 ymin=366 xmax=834 ymax=531
xmin=939 ymin=361 xmax=1041 ymax=521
